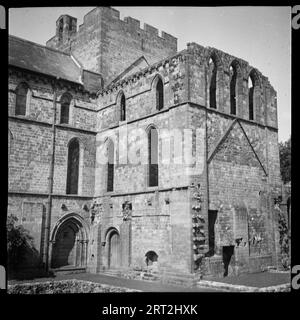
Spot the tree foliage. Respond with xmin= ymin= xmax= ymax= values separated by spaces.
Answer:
xmin=279 ymin=136 xmax=291 ymax=184
xmin=7 ymin=214 xmax=34 ymax=270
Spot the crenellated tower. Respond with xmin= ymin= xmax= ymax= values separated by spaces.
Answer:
xmin=46 ymin=7 xmax=177 ymax=86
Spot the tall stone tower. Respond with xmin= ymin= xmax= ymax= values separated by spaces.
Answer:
xmin=46 ymin=7 xmax=177 ymax=86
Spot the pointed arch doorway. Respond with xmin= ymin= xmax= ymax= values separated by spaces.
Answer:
xmin=50 ymin=213 xmax=89 ymax=269
xmin=107 ymin=229 xmax=121 ymax=269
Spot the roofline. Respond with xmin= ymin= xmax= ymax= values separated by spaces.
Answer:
xmin=9 ymin=64 xmax=82 ymax=87
xmin=97 ymin=49 xmax=187 ymax=95
xmin=8 ymin=34 xmax=71 ymax=57
xmin=56 ymin=14 xmax=77 ymax=22
xmin=110 ymin=55 xmax=149 ymax=85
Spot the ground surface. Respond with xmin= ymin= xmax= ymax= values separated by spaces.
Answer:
xmin=8 ymin=272 xmax=217 ymax=292
xmin=8 ymin=271 xmax=290 ymax=292
xmin=204 ymin=271 xmax=290 ymax=288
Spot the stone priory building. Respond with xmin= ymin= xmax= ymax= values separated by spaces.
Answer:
xmin=8 ymin=7 xmax=283 ymax=279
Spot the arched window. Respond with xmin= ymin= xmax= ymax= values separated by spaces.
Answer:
xmin=15 ymin=82 xmax=29 ymax=116
xmin=229 ymin=63 xmax=238 ymax=115
xmin=209 ymin=57 xmax=217 ymax=109
xmin=8 ymin=130 xmax=13 ymax=155
xmin=60 ymin=93 xmax=72 ymax=124
xmin=120 ymin=93 xmax=126 ymax=121
xmin=107 ymin=139 xmax=114 ymax=192
xmin=66 ymin=139 xmax=79 ymax=194
xmin=156 ymin=78 xmax=164 ymax=111
xmin=148 ymin=126 xmax=158 ymax=187
xmin=248 ymin=70 xmax=259 ymax=121
xmin=248 ymin=76 xmax=254 ymax=120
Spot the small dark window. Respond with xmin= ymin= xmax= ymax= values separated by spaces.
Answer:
xmin=60 ymin=93 xmax=71 ymax=124
xmin=58 ymin=18 xmax=64 ymax=40
xmin=66 ymin=139 xmax=79 ymax=195
xmin=207 ymin=210 xmax=218 ymax=257
xmin=209 ymin=58 xmax=217 ymax=109
xmin=230 ymin=64 xmax=237 ymax=115
xmin=120 ymin=94 xmax=126 ymax=121
xmin=145 ymin=251 xmax=158 ymax=266
xmin=107 ymin=140 xmax=114 ymax=192
xmin=148 ymin=127 xmax=158 ymax=187
xmin=15 ymin=83 xmax=29 ymax=116
xmin=8 ymin=130 xmax=13 ymax=155
xmin=156 ymin=78 xmax=164 ymax=111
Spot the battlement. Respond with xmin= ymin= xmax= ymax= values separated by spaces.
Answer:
xmin=88 ymin=7 xmax=177 ymax=43
xmin=46 ymin=7 xmax=177 ymax=84
xmin=47 ymin=7 xmax=177 ymax=50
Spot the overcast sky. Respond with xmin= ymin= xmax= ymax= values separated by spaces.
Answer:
xmin=9 ymin=6 xmax=291 ymax=142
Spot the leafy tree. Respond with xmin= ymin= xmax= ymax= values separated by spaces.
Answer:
xmin=279 ymin=136 xmax=291 ymax=184
xmin=7 ymin=214 xmax=34 ymax=271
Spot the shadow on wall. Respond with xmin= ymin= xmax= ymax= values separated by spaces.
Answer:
xmin=222 ymin=245 xmax=234 ymax=277
xmin=7 ymin=214 xmax=54 ymax=280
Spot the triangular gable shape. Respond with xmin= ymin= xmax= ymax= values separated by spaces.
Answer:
xmin=110 ymin=56 xmax=149 ymax=85
xmin=208 ymin=119 xmax=267 ymax=176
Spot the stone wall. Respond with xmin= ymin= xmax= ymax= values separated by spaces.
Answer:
xmin=8 ymin=70 xmax=97 ymax=196
xmin=87 ymin=188 xmax=192 ymax=273
xmin=187 ymin=42 xmax=278 ymax=128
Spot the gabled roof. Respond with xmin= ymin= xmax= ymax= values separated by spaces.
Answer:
xmin=9 ymin=35 xmax=82 ymax=84
xmin=110 ymin=56 xmax=149 ymax=85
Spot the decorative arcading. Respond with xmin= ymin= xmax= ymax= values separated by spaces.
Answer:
xmin=191 ymin=184 xmax=207 ymax=276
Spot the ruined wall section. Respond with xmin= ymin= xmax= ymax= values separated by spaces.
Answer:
xmin=186 ymin=45 xmax=281 ymax=274
xmin=187 ymin=43 xmax=278 ymax=129
xmin=207 ymin=121 xmax=272 ymax=273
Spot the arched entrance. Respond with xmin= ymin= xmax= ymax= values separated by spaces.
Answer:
xmin=107 ymin=229 xmax=121 ymax=269
xmin=50 ymin=213 xmax=88 ymax=269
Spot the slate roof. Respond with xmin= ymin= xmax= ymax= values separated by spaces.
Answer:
xmin=9 ymin=35 xmax=82 ymax=84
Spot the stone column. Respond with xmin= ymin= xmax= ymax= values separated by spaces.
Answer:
xmin=120 ymin=201 xmax=132 ymax=268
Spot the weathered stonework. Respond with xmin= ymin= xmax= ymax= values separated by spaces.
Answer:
xmin=8 ymin=7 xmax=285 ymax=279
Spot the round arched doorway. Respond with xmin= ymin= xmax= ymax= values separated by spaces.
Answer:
xmin=50 ymin=214 xmax=88 ymax=269
xmin=107 ymin=229 xmax=121 ymax=269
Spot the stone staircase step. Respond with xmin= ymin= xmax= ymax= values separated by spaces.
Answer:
xmin=160 ymin=276 xmax=196 ymax=287
xmin=160 ymin=271 xmax=197 ymax=279
xmin=158 ymin=270 xmax=200 ymax=287
xmin=100 ymin=268 xmax=199 ymax=287
xmin=52 ymin=267 xmax=86 ymax=275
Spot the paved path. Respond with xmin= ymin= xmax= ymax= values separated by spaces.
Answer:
xmin=203 ymin=271 xmax=290 ymax=288
xmin=9 ymin=272 xmax=219 ymax=292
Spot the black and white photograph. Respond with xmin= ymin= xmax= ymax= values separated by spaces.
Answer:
xmin=4 ymin=4 xmax=294 ymax=302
